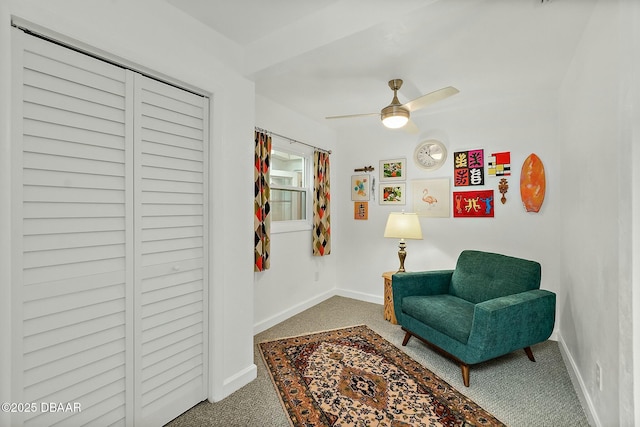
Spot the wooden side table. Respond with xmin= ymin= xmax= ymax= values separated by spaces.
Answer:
xmin=382 ymin=271 xmax=397 ymax=324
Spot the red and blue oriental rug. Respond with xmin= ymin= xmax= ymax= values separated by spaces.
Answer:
xmin=259 ymin=325 xmax=504 ymax=427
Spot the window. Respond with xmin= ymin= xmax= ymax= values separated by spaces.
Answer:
xmin=270 ymin=144 xmax=312 ymax=233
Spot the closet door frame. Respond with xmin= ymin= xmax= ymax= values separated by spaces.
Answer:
xmin=10 ymin=24 xmax=26 ymax=424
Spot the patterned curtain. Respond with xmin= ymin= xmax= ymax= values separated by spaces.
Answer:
xmin=313 ymin=150 xmax=331 ymax=256
xmin=254 ymin=131 xmax=271 ymax=271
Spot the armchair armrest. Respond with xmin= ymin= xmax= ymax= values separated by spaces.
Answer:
xmin=467 ymin=289 xmax=556 ymax=357
xmin=392 ymin=270 xmax=453 ymax=323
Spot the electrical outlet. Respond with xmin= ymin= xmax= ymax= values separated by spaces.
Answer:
xmin=596 ymin=362 xmax=602 ymax=391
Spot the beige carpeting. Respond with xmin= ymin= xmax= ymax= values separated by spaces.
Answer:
xmin=165 ymin=296 xmax=589 ymax=427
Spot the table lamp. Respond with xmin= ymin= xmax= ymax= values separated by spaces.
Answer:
xmin=383 ymin=212 xmax=423 ymax=272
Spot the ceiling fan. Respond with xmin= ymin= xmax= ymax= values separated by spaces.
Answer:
xmin=325 ymin=79 xmax=459 ymax=131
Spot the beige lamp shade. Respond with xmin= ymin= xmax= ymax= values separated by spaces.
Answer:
xmin=384 ymin=212 xmax=422 ymax=273
xmin=384 ymin=212 xmax=423 ymax=240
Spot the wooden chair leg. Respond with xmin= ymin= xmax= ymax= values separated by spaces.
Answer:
xmin=524 ymin=346 xmax=536 ymax=362
xmin=402 ymin=330 xmax=412 ymax=346
xmin=461 ymin=364 xmax=470 ymax=387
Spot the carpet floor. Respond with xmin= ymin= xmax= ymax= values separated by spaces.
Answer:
xmin=166 ymin=296 xmax=589 ymax=427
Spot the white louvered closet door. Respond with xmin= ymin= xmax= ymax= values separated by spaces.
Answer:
xmin=13 ymin=29 xmax=134 ymax=427
xmin=12 ymin=28 xmax=208 ymax=427
xmin=133 ymin=74 xmax=208 ymax=426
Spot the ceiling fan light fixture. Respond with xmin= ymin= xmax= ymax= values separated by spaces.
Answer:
xmin=325 ymin=78 xmax=459 ymax=132
xmin=381 ymin=105 xmax=409 ymax=129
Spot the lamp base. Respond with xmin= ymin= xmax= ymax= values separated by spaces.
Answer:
xmin=397 ymin=241 xmax=407 ymax=273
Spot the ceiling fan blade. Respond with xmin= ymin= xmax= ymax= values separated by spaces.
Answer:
xmin=325 ymin=113 xmax=380 ymax=120
xmin=404 ymin=86 xmax=460 ymax=112
xmin=401 ymin=119 xmax=420 ymax=134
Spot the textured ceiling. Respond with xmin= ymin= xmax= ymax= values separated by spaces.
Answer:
xmin=165 ymin=0 xmax=597 ymax=131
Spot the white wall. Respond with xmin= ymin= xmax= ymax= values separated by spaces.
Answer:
xmin=558 ymin=0 xmax=636 ymax=425
xmin=334 ymin=93 xmax=563 ymax=316
xmin=254 ymin=95 xmax=338 ymax=333
xmin=0 ymin=0 xmax=257 ymax=414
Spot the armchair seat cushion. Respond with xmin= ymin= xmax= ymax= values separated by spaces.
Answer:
xmin=402 ymin=295 xmax=474 ymax=344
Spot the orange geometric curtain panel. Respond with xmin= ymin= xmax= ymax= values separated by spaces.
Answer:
xmin=254 ymin=131 xmax=271 ymax=271
xmin=313 ymin=150 xmax=331 ymax=256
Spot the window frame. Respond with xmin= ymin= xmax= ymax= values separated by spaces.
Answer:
xmin=269 ymin=141 xmax=313 ymax=234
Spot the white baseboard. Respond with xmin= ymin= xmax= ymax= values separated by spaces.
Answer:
xmin=557 ymin=333 xmax=601 ymax=427
xmin=253 ymin=289 xmax=384 ymax=335
xmin=211 ymin=363 xmax=257 ymax=403
xmin=334 ymin=288 xmax=383 ymax=305
xmin=253 ymin=289 xmax=336 ymax=334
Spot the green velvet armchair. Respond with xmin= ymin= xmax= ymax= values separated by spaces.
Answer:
xmin=392 ymin=250 xmax=556 ymax=386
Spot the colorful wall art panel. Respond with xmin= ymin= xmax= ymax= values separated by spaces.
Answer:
xmin=453 ymin=190 xmax=495 ymax=217
xmin=454 ymin=149 xmax=484 ymax=186
xmin=412 ymin=178 xmax=450 ymax=218
xmin=354 ymin=202 xmax=368 ymax=220
xmin=351 ymin=174 xmax=370 ymax=201
xmin=488 ymin=151 xmax=511 ymax=176
xmin=520 ymin=153 xmax=546 ymax=213
xmin=379 ymin=183 xmax=406 ymax=205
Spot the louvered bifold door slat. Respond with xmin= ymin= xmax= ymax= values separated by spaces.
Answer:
xmin=133 ymin=74 xmax=208 ymax=427
xmin=13 ymin=29 xmax=134 ymax=427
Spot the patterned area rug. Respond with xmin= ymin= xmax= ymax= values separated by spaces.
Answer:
xmin=259 ymin=325 xmax=504 ymax=427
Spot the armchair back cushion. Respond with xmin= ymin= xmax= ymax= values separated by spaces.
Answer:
xmin=449 ymin=250 xmax=542 ymax=304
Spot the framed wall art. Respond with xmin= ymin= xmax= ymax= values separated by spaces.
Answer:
xmin=351 ymin=174 xmax=371 ymax=201
xmin=488 ymin=151 xmax=511 ymax=177
xmin=412 ymin=178 xmax=450 ymax=218
xmin=354 ymin=201 xmax=368 ymax=220
xmin=453 ymin=149 xmax=484 ymax=187
xmin=379 ymin=183 xmax=406 ymax=205
xmin=379 ymin=158 xmax=406 ymax=181
xmin=453 ymin=190 xmax=494 ymax=218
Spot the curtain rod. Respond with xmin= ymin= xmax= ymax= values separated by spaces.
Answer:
xmin=255 ymin=127 xmax=332 ymax=154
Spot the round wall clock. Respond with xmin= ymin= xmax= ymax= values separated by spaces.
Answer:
xmin=414 ymin=139 xmax=447 ymax=171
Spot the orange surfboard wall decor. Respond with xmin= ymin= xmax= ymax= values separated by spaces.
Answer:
xmin=520 ymin=153 xmax=546 ymax=213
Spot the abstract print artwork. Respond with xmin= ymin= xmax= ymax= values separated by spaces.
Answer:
xmin=488 ymin=151 xmax=511 ymax=177
xmin=453 ymin=190 xmax=494 ymax=217
xmin=351 ymin=174 xmax=370 ymax=201
xmin=454 ymin=149 xmax=484 ymax=187
xmin=313 ymin=151 xmax=331 ymax=256
xmin=254 ymin=131 xmax=271 ymax=271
